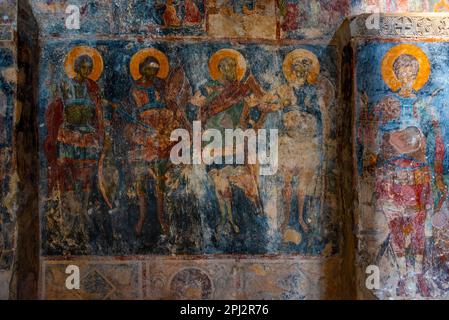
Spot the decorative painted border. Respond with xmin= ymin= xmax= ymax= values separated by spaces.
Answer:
xmin=41 ymin=255 xmax=340 ymax=300
xmin=350 ymin=13 xmax=449 ymax=39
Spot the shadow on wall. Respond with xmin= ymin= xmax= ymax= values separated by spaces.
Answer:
xmin=10 ymin=0 xmax=40 ymax=300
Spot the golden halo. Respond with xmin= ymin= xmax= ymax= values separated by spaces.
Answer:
xmin=208 ymin=49 xmax=247 ymax=81
xmin=130 ymin=48 xmax=169 ymax=80
xmin=381 ymin=44 xmax=430 ymax=92
xmin=283 ymin=49 xmax=320 ymax=85
xmin=64 ymin=46 xmax=104 ymax=81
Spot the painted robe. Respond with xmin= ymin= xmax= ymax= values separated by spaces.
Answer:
xmin=184 ymin=0 xmax=202 ymax=24
xmin=200 ymin=75 xmax=263 ymax=133
xmin=373 ymin=94 xmax=444 ymax=258
xmin=44 ymin=78 xmax=104 ymax=192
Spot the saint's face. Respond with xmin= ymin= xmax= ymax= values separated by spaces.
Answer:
xmin=218 ymin=57 xmax=237 ymax=82
xmin=394 ymin=55 xmax=419 ymax=91
xmin=141 ymin=61 xmax=160 ymax=80
xmin=77 ymin=60 xmax=93 ymax=80
xmin=291 ymin=57 xmax=312 ymax=86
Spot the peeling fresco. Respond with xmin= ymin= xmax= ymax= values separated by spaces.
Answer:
xmin=0 ymin=0 xmax=349 ymax=300
xmin=0 ymin=1 xmax=16 ymax=24
xmin=29 ymin=0 xmax=351 ymax=40
xmin=207 ymin=0 xmax=277 ymax=39
xmin=0 ymin=0 xmax=17 ymax=300
xmin=351 ymin=0 xmax=440 ymax=13
xmin=0 ymin=47 xmax=14 ymax=273
xmin=6 ymin=0 xmax=449 ymax=301
xmin=39 ymin=42 xmax=340 ymax=257
xmin=356 ymin=42 xmax=449 ymax=299
xmin=279 ymin=0 xmax=350 ymax=39
xmin=119 ymin=0 xmax=206 ymax=35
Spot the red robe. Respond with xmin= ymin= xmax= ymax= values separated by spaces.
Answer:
xmin=201 ymin=75 xmax=263 ymax=122
xmin=44 ymin=79 xmax=104 ymax=192
xmin=163 ymin=3 xmax=181 ymax=27
xmin=184 ymin=0 xmax=202 ymax=24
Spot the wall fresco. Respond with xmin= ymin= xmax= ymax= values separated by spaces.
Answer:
xmin=350 ymin=0 xmax=449 ymax=13
xmin=207 ymin=0 xmax=277 ymax=39
xmin=355 ymin=42 xmax=449 ymax=299
xmin=0 ymin=45 xmax=15 ymax=299
xmin=41 ymin=255 xmax=340 ymax=300
xmin=31 ymin=0 xmax=114 ymax=35
xmin=10 ymin=0 xmax=449 ymax=301
xmin=118 ymin=0 xmax=206 ymax=36
xmin=39 ymin=41 xmax=340 ymax=258
xmin=29 ymin=0 xmax=362 ymax=41
xmin=0 ymin=47 xmax=14 ymax=270
xmin=0 ymin=0 xmax=16 ymax=300
xmin=279 ymin=0 xmax=350 ymax=39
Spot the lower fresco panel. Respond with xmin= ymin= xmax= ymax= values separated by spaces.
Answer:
xmin=42 ymin=256 xmax=340 ymax=300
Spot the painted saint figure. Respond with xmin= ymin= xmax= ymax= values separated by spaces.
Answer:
xmin=275 ymin=49 xmax=332 ymax=243
xmin=361 ymin=44 xmax=446 ymax=297
xmin=190 ymin=48 xmax=273 ymax=236
xmin=126 ymin=48 xmax=182 ymax=236
xmin=44 ymin=46 xmax=106 ymax=247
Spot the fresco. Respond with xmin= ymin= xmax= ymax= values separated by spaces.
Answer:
xmin=0 ymin=0 xmax=16 ymax=24
xmin=350 ymin=0 xmax=449 ymax=13
xmin=434 ymin=0 xmax=449 ymax=11
xmin=206 ymin=0 xmax=277 ymax=39
xmin=17 ymin=0 xmax=449 ymax=301
xmin=0 ymin=47 xmax=14 ymax=272
xmin=31 ymin=0 xmax=113 ymax=35
xmin=279 ymin=0 xmax=350 ymax=39
xmin=28 ymin=0 xmax=363 ymax=40
xmin=39 ymin=41 xmax=339 ymax=257
xmin=118 ymin=0 xmax=206 ymax=35
xmin=356 ymin=42 xmax=449 ymax=298
xmin=40 ymin=254 xmax=339 ymax=299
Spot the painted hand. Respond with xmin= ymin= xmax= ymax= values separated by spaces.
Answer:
xmin=245 ymin=94 xmax=260 ymax=108
xmin=190 ymin=91 xmax=206 ymax=107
